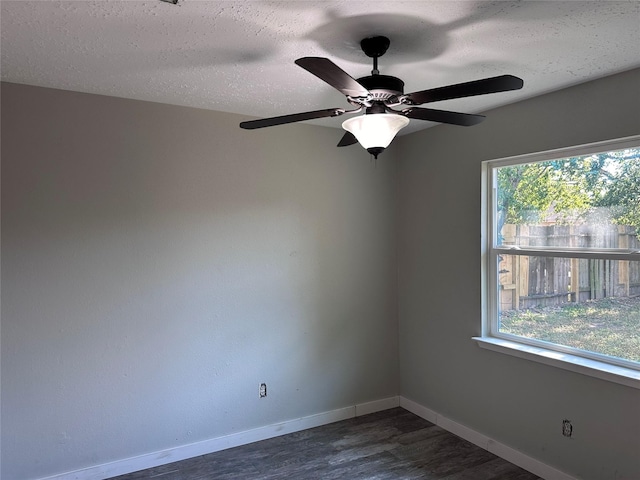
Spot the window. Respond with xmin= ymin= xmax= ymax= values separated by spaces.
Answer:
xmin=478 ymin=136 xmax=640 ymax=387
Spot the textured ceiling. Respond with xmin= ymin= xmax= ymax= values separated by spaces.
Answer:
xmin=2 ymin=1 xmax=639 ymax=135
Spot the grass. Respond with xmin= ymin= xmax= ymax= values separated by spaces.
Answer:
xmin=500 ymin=296 xmax=640 ymax=363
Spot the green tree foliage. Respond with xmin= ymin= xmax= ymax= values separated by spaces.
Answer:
xmin=497 ymin=148 xmax=640 ymax=234
xmin=594 ymin=151 xmax=640 ymax=231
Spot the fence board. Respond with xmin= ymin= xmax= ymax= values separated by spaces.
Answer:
xmin=499 ymin=224 xmax=639 ymax=310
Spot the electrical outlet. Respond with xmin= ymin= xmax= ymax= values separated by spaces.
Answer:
xmin=259 ymin=383 xmax=267 ymax=398
xmin=562 ymin=419 xmax=573 ymax=437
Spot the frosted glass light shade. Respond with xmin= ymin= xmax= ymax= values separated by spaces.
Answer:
xmin=342 ymin=113 xmax=410 ymax=149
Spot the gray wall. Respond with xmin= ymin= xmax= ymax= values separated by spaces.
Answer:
xmin=3 ymin=69 xmax=640 ymax=480
xmin=397 ymin=68 xmax=640 ymax=480
xmin=1 ymin=83 xmax=399 ymax=479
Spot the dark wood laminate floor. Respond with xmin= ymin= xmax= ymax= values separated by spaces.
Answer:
xmin=111 ymin=408 xmax=541 ymax=480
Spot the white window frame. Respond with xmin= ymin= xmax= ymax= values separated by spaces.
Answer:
xmin=475 ymin=135 xmax=640 ymax=389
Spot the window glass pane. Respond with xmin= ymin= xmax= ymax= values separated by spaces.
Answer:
xmin=496 ymin=147 xmax=640 ymax=248
xmin=498 ymin=254 xmax=640 ymax=363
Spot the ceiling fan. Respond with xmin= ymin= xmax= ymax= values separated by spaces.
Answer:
xmin=240 ymin=36 xmax=524 ymax=158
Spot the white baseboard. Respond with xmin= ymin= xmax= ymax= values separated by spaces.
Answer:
xmin=38 ymin=396 xmax=400 ymax=480
xmin=355 ymin=395 xmax=400 ymax=416
xmin=399 ymin=396 xmax=576 ymax=480
xmin=36 ymin=396 xmax=573 ymax=480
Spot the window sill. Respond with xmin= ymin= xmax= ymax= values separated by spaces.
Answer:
xmin=472 ymin=336 xmax=640 ymax=389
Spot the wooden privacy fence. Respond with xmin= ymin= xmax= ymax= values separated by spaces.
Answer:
xmin=499 ymin=224 xmax=640 ymax=311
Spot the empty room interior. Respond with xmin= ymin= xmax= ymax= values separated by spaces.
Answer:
xmin=1 ymin=2 xmax=639 ymax=480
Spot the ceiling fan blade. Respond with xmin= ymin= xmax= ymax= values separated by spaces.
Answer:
xmin=404 ymin=75 xmax=523 ymax=105
xmin=337 ymin=131 xmax=358 ymax=147
xmin=240 ymin=108 xmax=345 ymax=130
xmin=295 ymin=57 xmax=370 ymax=98
xmin=404 ymin=107 xmax=485 ymax=126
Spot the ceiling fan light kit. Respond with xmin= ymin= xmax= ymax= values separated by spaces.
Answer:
xmin=342 ymin=114 xmax=410 ymax=158
xmin=239 ymin=36 xmax=524 ymax=158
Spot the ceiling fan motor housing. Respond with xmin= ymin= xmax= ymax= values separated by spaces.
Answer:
xmin=355 ymin=75 xmax=404 ymax=102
